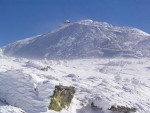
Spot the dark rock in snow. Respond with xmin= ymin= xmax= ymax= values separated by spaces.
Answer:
xmin=49 ymin=85 xmax=75 ymax=111
xmin=109 ymin=105 xmax=137 ymax=113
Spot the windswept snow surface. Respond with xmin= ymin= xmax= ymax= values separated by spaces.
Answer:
xmin=0 ymin=105 xmax=27 ymax=113
xmin=0 ymin=56 xmax=150 ymax=113
xmin=0 ymin=100 xmax=26 ymax=113
xmin=2 ymin=19 xmax=150 ymax=59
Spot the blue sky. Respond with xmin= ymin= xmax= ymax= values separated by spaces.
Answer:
xmin=0 ymin=0 xmax=150 ymax=46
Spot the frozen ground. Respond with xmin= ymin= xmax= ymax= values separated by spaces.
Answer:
xmin=0 ymin=100 xmax=26 ymax=113
xmin=0 ymin=56 xmax=150 ymax=113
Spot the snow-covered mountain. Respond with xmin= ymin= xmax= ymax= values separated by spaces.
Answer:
xmin=2 ymin=19 xmax=150 ymax=59
xmin=1 ymin=19 xmax=150 ymax=113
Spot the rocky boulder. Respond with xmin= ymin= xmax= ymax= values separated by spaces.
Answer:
xmin=49 ymin=85 xmax=75 ymax=111
xmin=109 ymin=105 xmax=137 ymax=113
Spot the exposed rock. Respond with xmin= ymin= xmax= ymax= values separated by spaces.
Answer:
xmin=41 ymin=66 xmax=53 ymax=71
xmin=109 ymin=105 xmax=137 ymax=113
xmin=89 ymin=97 xmax=110 ymax=111
xmin=49 ymin=85 xmax=75 ymax=111
xmin=91 ymin=102 xmax=102 ymax=110
xmin=66 ymin=74 xmax=77 ymax=78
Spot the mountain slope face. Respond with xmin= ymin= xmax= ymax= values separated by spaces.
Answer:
xmin=2 ymin=19 xmax=150 ymax=59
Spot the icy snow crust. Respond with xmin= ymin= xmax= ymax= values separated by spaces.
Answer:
xmin=2 ymin=19 xmax=150 ymax=59
xmin=0 ymin=56 xmax=150 ymax=113
xmin=0 ymin=104 xmax=27 ymax=113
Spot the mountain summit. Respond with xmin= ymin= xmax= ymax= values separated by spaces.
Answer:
xmin=2 ymin=19 xmax=150 ymax=59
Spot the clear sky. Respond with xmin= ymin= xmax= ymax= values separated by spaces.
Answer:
xmin=0 ymin=0 xmax=150 ymax=46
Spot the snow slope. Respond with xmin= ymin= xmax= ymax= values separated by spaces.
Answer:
xmin=2 ymin=19 xmax=150 ymax=59
xmin=0 ymin=98 xmax=26 ymax=113
xmin=0 ymin=105 xmax=27 ymax=113
xmin=0 ymin=56 xmax=150 ymax=113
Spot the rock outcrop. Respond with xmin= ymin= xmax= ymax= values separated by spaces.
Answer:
xmin=109 ymin=105 xmax=137 ymax=113
xmin=49 ymin=85 xmax=75 ymax=111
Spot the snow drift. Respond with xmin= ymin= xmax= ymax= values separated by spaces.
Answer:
xmin=1 ymin=57 xmax=150 ymax=113
xmin=0 ymin=70 xmax=55 ymax=113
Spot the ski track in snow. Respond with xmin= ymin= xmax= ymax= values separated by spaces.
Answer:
xmin=0 ymin=56 xmax=150 ymax=113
